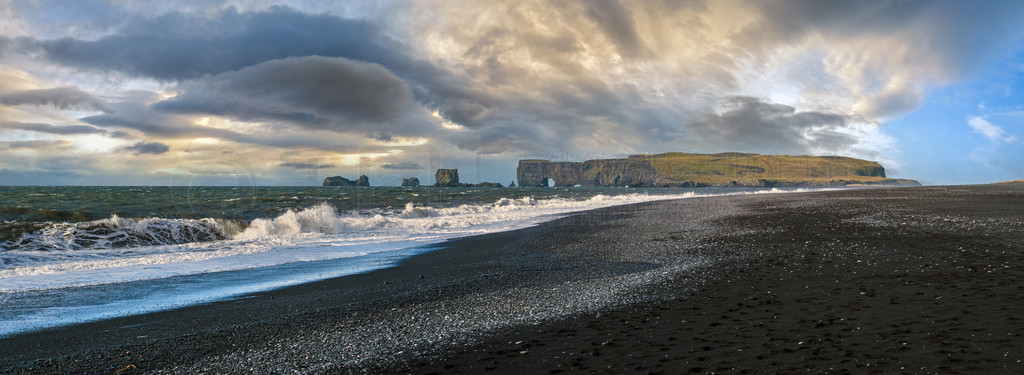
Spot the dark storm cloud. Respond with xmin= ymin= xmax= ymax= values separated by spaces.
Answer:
xmin=32 ymin=6 xmax=385 ymax=81
xmin=25 ymin=6 xmax=506 ymax=139
xmin=0 ymin=86 xmax=112 ymax=112
xmin=0 ymin=121 xmax=107 ymax=135
xmin=683 ymin=97 xmax=856 ymax=155
xmin=27 ymin=4 xmax=476 ymax=108
xmin=28 ymin=6 xmax=503 ymax=127
xmin=153 ymin=56 xmax=419 ymax=130
xmin=381 ymin=162 xmax=421 ymax=170
xmin=123 ymin=141 xmax=169 ymax=155
xmin=79 ymin=100 xmax=369 ymax=150
xmin=278 ymin=162 xmax=334 ymax=169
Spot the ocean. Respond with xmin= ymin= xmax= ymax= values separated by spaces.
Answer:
xmin=0 ymin=185 xmax=793 ymax=337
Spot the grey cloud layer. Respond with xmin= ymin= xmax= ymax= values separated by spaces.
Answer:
xmin=33 ymin=6 xmax=386 ymax=81
xmin=0 ymin=86 xmax=112 ymax=112
xmin=381 ymin=162 xmax=422 ymax=170
xmin=278 ymin=162 xmax=334 ymax=169
xmin=684 ymin=97 xmax=856 ymax=155
xmin=1 ymin=121 xmax=107 ymax=135
xmin=154 ymin=56 xmax=422 ymax=133
xmin=124 ymin=141 xmax=169 ymax=155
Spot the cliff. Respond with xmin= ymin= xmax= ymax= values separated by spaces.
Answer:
xmin=323 ymin=175 xmax=369 ymax=186
xmin=517 ymin=152 xmax=919 ymax=187
xmin=401 ymin=177 xmax=420 ymax=187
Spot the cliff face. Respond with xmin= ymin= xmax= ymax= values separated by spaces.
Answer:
xmin=323 ymin=175 xmax=369 ymax=186
xmin=517 ymin=159 xmax=659 ymax=187
xmin=517 ymin=152 xmax=919 ymax=187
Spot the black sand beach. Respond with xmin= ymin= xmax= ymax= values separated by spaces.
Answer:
xmin=2 ymin=184 xmax=1023 ymax=374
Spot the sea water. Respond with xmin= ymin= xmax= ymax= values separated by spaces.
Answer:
xmin=0 ymin=185 xmax=799 ymax=336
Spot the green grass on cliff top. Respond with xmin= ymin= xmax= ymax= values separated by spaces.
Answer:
xmin=634 ymin=152 xmax=888 ymax=184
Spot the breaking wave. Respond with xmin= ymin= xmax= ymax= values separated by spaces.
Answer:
xmin=2 ymin=216 xmax=244 ymax=252
xmin=2 ymin=188 xmax=831 ymax=257
xmin=0 ymin=194 xmax=687 ymax=275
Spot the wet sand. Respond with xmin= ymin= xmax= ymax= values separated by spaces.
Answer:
xmin=2 ymin=184 xmax=1024 ymax=374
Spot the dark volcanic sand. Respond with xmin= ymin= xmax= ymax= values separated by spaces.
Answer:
xmin=2 ymin=185 xmax=1024 ymax=374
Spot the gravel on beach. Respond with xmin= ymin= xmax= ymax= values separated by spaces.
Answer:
xmin=2 ymin=184 xmax=1023 ymax=374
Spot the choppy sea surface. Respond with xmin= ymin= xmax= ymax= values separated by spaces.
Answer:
xmin=0 ymin=185 xmax=808 ymax=336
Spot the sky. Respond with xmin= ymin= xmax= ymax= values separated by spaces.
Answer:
xmin=1 ymin=0 xmax=1024 ymax=186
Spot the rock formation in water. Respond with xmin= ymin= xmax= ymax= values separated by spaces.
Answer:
xmin=473 ymin=182 xmax=503 ymax=187
xmin=432 ymin=169 xmax=503 ymax=187
xmin=401 ymin=177 xmax=421 ymax=187
xmin=517 ymin=152 xmax=919 ymax=188
xmin=434 ymin=169 xmax=460 ymax=187
xmin=323 ymin=175 xmax=370 ymax=186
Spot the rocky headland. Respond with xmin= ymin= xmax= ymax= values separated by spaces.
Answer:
xmin=517 ymin=152 xmax=920 ymax=187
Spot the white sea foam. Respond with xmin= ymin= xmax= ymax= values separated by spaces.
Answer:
xmin=0 ymin=193 xmax=683 ymax=291
xmin=0 ymin=188 xmax=831 ymax=293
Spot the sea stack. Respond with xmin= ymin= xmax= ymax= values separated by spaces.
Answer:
xmin=434 ymin=169 xmax=460 ymax=187
xmin=401 ymin=177 xmax=421 ymax=187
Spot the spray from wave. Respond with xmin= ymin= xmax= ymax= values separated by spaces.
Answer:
xmin=1 ymin=216 xmax=244 ymax=252
xmin=232 ymin=193 xmax=692 ymax=239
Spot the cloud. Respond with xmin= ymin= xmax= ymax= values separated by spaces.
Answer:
xmin=30 ymin=6 xmax=390 ymax=81
xmin=0 ymin=121 xmax=107 ymax=135
xmin=968 ymin=116 xmax=1017 ymax=142
xmin=78 ymin=100 xmax=386 ymax=151
xmin=681 ymin=97 xmax=858 ymax=155
xmin=4 ymin=139 xmax=74 ymax=149
xmin=580 ymin=0 xmax=650 ymax=58
xmin=0 ymin=86 xmax=112 ymax=112
xmin=21 ymin=6 xmax=516 ymax=136
xmin=381 ymin=162 xmax=421 ymax=170
xmin=81 ymin=101 xmax=276 ymax=146
xmin=278 ymin=162 xmax=334 ymax=169
xmin=153 ymin=56 xmax=421 ymax=132
xmin=81 ymin=101 xmax=190 ymax=136
xmin=124 ymin=141 xmax=169 ymax=155
xmin=14 ymin=4 xmax=674 ymax=156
